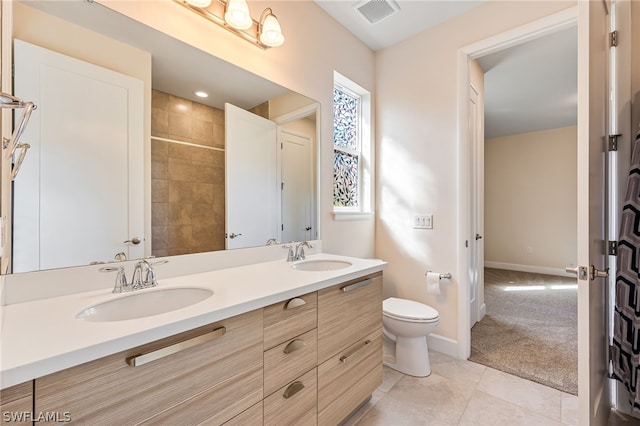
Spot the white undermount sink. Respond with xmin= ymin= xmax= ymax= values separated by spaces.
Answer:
xmin=291 ymin=259 xmax=352 ymax=271
xmin=76 ymin=287 xmax=214 ymax=322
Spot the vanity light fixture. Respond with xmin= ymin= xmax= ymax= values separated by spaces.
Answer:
xmin=176 ymin=0 xmax=285 ymax=49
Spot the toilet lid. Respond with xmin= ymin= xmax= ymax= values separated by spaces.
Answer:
xmin=383 ymin=297 xmax=439 ymax=321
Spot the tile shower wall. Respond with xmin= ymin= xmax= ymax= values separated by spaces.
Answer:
xmin=151 ymin=90 xmax=225 ymax=257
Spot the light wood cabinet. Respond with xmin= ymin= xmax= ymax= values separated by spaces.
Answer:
xmin=220 ymin=402 xmax=263 ymax=426
xmin=264 ymin=328 xmax=318 ymax=396
xmin=35 ymin=310 xmax=263 ymax=425
xmin=318 ymin=331 xmax=383 ymax=425
xmin=1 ymin=382 xmax=33 ymax=426
xmin=317 ymin=272 xmax=383 ymax=425
xmin=264 ymin=368 xmax=317 ymax=426
xmin=264 ymin=292 xmax=317 ymax=350
xmin=28 ymin=270 xmax=383 ymax=426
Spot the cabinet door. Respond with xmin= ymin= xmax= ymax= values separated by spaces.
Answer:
xmin=264 ymin=328 xmax=318 ymax=396
xmin=264 ymin=292 xmax=317 ymax=350
xmin=35 ymin=310 xmax=263 ymax=425
xmin=264 ymin=368 xmax=317 ymax=426
xmin=0 ymin=382 xmax=33 ymax=425
xmin=318 ymin=332 xmax=383 ymax=426
xmin=317 ymin=272 xmax=382 ymax=362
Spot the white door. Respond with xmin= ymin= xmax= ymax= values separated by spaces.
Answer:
xmin=12 ymin=40 xmax=144 ymax=272
xmin=469 ymin=85 xmax=484 ymax=327
xmin=576 ymin=1 xmax=611 ymax=424
xmin=225 ymin=103 xmax=278 ymax=249
xmin=280 ymin=128 xmax=313 ymax=243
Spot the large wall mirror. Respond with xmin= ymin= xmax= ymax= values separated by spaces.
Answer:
xmin=8 ymin=0 xmax=319 ymax=274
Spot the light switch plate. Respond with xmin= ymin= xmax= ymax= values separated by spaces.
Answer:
xmin=413 ymin=214 xmax=433 ymax=229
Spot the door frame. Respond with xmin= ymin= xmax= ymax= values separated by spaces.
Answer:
xmin=456 ymin=5 xmax=579 ymax=360
xmin=272 ymin=103 xmax=321 ymax=243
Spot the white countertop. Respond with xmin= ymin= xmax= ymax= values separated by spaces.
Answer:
xmin=0 ymin=254 xmax=386 ymax=389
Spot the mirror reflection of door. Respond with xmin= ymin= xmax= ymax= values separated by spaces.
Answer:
xmin=224 ymin=103 xmax=278 ymax=249
xmin=12 ymin=40 xmax=145 ymax=272
xmin=280 ymin=129 xmax=313 ymax=243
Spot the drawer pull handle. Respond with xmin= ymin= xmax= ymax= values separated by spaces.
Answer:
xmin=285 ymin=297 xmax=306 ymax=310
xmin=126 ymin=326 xmax=227 ymax=367
xmin=341 ymin=278 xmax=372 ymax=293
xmin=283 ymin=339 xmax=306 ymax=354
xmin=283 ymin=381 xmax=305 ymax=399
xmin=340 ymin=340 xmax=372 ymax=363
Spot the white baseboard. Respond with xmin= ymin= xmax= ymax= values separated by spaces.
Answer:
xmin=427 ymin=333 xmax=458 ymax=358
xmin=484 ymin=261 xmax=574 ymax=278
xmin=479 ymin=302 xmax=486 ymax=320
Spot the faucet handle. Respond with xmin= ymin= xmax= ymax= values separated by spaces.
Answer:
xmin=145 ymin=259 xmax=168 ymax=287
xmin=100 ymin=266 xmax=129 ymax=293
xmin=282 ymin=245 xmax=295 ymax=262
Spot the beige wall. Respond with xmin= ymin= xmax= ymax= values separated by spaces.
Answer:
xmin=375 ymin=1 xmax=575 ymax=343
xmin=102 ymin=0 xmax=377 ymax=258
xmin=484 ymin=126 xmax=577 ymax=271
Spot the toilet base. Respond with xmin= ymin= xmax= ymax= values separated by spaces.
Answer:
xmin=383 ymin=334 xmax=431 ymax=377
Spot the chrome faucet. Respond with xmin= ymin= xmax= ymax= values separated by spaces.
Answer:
xmin=101 ymin=259 xmax=168 ymax=293
xmin=294 ymin=241 xmax=313 ymax=261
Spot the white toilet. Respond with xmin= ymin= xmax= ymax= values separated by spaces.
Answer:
xmin=382 ymin=297 xmax=440 ymax=377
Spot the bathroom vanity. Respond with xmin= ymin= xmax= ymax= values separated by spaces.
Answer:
xmin=0 ymin=254 xmax=386 ymax=425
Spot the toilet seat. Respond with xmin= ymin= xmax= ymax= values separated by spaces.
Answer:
xmin=383 ymin=297 xmax=439 ymax=322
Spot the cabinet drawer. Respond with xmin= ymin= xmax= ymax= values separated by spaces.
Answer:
xmin=318 ymin=331 xmax=383 ymax=426
xmin=1 ymin=382 xmax=33 ymax=426
xmin=219 ymin=401 xmax=263 ymax=426
xmin=35 ymin=310 xmax=263 ymax=425
xmin=264 ymin=328 xmax=317 ymax=396
xmin=317 ymin=272 xmax=382 ymax=362
xmin=264 ymin=292 xmax=317 ymax=350
xmin=141 ymin=363 xmax=262 ymax=425
xmin=264 ymin=368 xmax=317 ymax=426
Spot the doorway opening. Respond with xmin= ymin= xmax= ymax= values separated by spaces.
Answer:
xmin=467 ymin=28 xmax=579 ymax=395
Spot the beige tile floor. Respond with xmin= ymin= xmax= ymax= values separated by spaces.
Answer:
xmin=346 ymin=351 xmax=579 ymax=426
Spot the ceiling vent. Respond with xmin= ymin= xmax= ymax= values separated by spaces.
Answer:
xmin=355 ymin=0 xmax=400 ymax=24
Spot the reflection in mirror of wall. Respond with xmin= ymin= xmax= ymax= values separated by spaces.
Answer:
xmin=8 ymin=0 xmax=319 ymax=274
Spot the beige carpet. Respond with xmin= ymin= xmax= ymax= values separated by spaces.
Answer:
xmin=470 ymin=268 xmax=578 ymax=395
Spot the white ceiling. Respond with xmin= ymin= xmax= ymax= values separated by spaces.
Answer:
xmin=315 ymin=0 xmax=577 ymax=138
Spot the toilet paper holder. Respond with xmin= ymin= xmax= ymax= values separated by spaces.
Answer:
xmin=425 ymin=270 xmax=452 ymax=280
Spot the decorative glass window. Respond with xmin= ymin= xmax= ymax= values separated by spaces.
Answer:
xmin=333 ymin=84 xmax=361 ymax=209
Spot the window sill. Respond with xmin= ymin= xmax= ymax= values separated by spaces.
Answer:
xmin=332 ymin=212 xmax=375 ymax=221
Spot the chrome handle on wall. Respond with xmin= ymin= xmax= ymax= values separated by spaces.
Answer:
xmin=11 ymin=142 xmax=30 ymax=180
xmin=124 ymin=237 xmax=142 ymax=245
xmin=283 ymin=339 xmax=306 ymax=354
xmin=283 ymin=381 xmax=305 ymax=399
xmin=284 ymin=297 xmax=306 ymax=310
xmin=341 ymin=278 xmax=372 ymax=293
xmin=340 ymin=340 xmax=372 ymax=363
xmin=126 ymin=326 xmax=226 ymax=367
xmin=226 ymin=233 xmax=242 ymax=239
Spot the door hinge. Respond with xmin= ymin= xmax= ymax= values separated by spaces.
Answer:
xmin=610 ymin=30 xmax=618 ymax=47
xmin=608 ymin=240 xmax=617 ymax=256
xmin=281 ymin=224 xmax=284 ymax=231
xmin=281 ymin=182 xmax=284 ymax=190
xmin=609 ymin=134 xmax=621 ymax=151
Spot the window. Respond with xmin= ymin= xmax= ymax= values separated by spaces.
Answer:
xmin=332 ymin=72 xmax=372 ymax=217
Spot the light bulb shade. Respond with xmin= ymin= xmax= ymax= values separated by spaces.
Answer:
xmin=259 ymin=12 xmax=284 ymax=47
xmin=224 ymin=0 xmax=253 ymax=30
xmin=185 ymin=0 xmax=212 ymax=7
